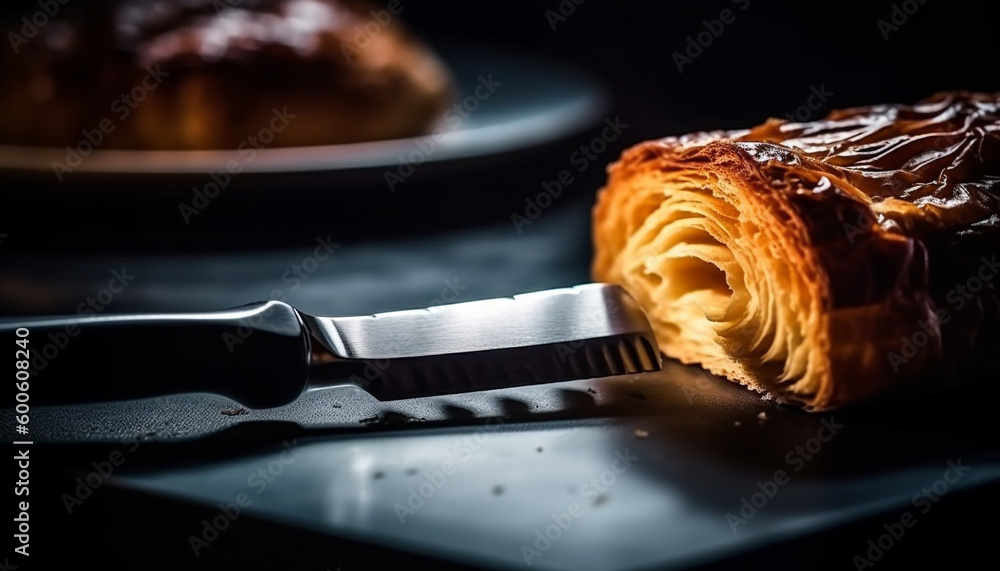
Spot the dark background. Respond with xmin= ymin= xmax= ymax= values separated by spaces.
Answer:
xmin=2 ymin=0 xmax=999 ymax=252
xmin=2 ymin=1 xmax=999 ymax=570
xmin=400 ymin=0 xmax=1000 ymax=134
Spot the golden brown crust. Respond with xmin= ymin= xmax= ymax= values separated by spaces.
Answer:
xmin=593 ymin=91 xmax=1000 ymax=410
xmin=0 ymin=0 xmax=453 ymax=149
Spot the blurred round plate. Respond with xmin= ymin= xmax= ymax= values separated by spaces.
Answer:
xmin=0 ymin=46 xmax=607 ymax=178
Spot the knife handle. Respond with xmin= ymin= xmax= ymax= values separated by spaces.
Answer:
xmin=3 ymin=301 xmax=311 ymax=409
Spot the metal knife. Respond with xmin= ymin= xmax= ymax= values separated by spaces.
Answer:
xmin=4 ymin=284 xmax=660 ymax=409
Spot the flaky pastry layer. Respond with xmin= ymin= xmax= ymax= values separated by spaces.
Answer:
xmin=593 ymin=92 xmax=1000 ymax=410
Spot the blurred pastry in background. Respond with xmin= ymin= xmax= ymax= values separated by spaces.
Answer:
xmin=0 ymin=0 xmax=454 ymax=150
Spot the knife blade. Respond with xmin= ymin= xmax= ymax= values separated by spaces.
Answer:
xmin=4 ymin=283 xmax=660 ymax=408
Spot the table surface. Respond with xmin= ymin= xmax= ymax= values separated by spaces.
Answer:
xmin=4 ymin=197 xmax=999 ymax=571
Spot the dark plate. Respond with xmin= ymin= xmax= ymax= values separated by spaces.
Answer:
xmin=8 ymin=200 xmax=999 ymax=571
xmin=0 ymin=46 xmax=607 ymax=180
xmin=26 ymin=362 xmax=1000 ymax=571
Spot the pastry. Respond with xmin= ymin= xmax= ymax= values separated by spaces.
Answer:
xmin=592 ymin=91 xmax=1000 ymax=410
xmin=0 ymin=0 xmax=453 ymax=150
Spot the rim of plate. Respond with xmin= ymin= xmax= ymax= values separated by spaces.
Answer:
xmin=0 ymin=51 xmax=608 ymax=177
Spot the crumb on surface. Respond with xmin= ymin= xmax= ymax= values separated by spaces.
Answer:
xmin=331 ymin=403 xmax=342 ymax=408
xmin=757 ymin=411 xmax=769 ymax=421
xmin=734 ymin=421 xmax=741 ymax=427
xmin=359 ymin=416 xmax=379 ymax=424
xmin=630 ymin=391 xmax=646 ymax=401
xmin=492 ymin=485 xmax=504 ymax=496
xmin=221 ymin=407 xmax=248 ymax=416
xmin=536 ymin=446 xmax=543 ymax=453
xmin=587 ymin=388 xmax=597 ymax=395
xmin=634 ymin=428 xmax=649 ymax=439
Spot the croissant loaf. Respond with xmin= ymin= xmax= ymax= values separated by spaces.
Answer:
xmin=593 ymin=91 xmax=1000 ymax=410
